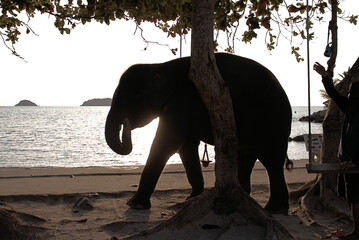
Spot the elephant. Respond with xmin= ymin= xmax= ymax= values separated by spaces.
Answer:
xmin=105 ymin=53 xmax=292 ymax=214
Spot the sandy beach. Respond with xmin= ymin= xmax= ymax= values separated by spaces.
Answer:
xmin=0 ymin=160 xmax=353 ymax=239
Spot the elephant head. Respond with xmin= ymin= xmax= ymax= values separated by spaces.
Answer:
xmin=105 ymin=64 xmax=171 ymax=155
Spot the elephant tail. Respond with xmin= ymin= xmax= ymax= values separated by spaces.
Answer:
xmin=285 ymin=154 xmax=294 ymax=172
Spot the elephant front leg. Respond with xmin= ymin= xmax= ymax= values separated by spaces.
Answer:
xmin=126 ymin=161 xmax=167 ymax=209
xmin=178 ymin=138 xmax=204 ymax=199
xmin=127 ymin=119 xmax=184 ymax=209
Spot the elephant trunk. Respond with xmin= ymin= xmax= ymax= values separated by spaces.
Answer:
xmin=105 ymin=115 xmax=133 ymax=155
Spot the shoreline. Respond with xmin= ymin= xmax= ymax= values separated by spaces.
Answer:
xmin=0 ymin=159 xmax=314 ymax=196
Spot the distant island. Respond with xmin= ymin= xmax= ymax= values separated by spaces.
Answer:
xmin=81 ymin=98 xmax=112 ymax=106
xmin=15 ymin=100 xmax=38 ymax=106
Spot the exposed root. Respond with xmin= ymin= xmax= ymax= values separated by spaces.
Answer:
xmin=290 ymin=178 xmax=317 ymax=200
xmin=121 ymin=187 xmax=295 ymax=240
xmin=0 ymin=208 xmax=48 ymax=240
xmin=297 ymin=177 xmax=352 ymax=229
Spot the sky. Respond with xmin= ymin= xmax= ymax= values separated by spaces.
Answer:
xmin=0 ymin=1 xmax=358 ymax=107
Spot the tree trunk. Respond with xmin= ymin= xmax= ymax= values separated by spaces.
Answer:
xmin=189 ymin=0 xmax=240 ymax=210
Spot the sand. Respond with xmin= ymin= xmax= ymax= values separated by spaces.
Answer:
xmin=0 ymin=160 xmax=353 ymax=239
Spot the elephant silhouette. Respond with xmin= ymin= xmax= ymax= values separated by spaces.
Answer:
xmin=105 ymin=53 xmax=292 ymax=214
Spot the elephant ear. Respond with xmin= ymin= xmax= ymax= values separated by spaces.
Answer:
xmin=148 ymin=70 xmax=176 ymax=112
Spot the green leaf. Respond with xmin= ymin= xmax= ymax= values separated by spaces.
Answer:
xmin=291 ymin=46 xmax=304 ymax=62
xmin=350 ymin=15 xmax=358 ymax=25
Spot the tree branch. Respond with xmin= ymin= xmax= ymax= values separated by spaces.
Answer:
xmin=0 ymin=32 xmax=27 ymax=62
xmin=134 ymin=24 xmax=178 ymax=55
xmin=327 ymin=0 xmax=338 ymax=78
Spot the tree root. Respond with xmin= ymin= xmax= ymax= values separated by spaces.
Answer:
xmin=289 ymin=178 xmax=317 ymax=200
xmin=121 ymin=187 xmax=295 ymax=240
xmin=0 ymin=208 xmax=48 ymax=240
xmin=296 ymin=177 xmax=351 ymax=228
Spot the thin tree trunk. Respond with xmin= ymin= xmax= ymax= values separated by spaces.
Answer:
xmin=319 ymin=0 xmax=339 ymax=205
xmin=299 ymin=0 xmax=345 ymax=219
xmin=301 ymin=58 xmax=359 ymax=222
xmin=327 ymin=0 xmax=338 ymax=78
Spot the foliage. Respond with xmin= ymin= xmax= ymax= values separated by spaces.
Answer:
xmin=1 ymin=0 xmax=358 ymax=61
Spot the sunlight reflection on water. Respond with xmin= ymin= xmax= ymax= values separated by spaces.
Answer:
xmin=0 ymin=106 xmax=322 ymax=167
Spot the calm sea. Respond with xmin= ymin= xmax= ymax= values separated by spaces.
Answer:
xmin=0 ymin=106 xmax=323 ymax=168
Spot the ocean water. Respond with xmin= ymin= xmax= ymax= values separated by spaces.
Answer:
xmin=0 ymin=106 xmax=323 ymax=168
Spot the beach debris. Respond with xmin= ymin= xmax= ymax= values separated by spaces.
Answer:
xmin=333 ymin=229 xmax=344 ymax=238
xmin=289 ymin=209 xmax=297 ymax=215
xmin=321 ymin=229 xmax=344 ymax=239
xmin=88 ymin=193 xmax=99 ymax=198
xmin=320 ymin=229 xmax=344 ymax=239
xmin=72 ymin=197 xmax=94 ymax=212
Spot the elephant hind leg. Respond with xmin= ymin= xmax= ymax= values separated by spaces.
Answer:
xmin=178 ymin=138 xmax=204 ymax=199
xmin=260 ymin=150 xmax=289 ymax=214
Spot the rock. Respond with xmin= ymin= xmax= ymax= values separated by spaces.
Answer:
xmin=80 ymin=98 xmax=112 ymax=106
xmin=15 ymin=100 xmax=38 ymax=106
xmin=289 ymin=134 xmax=324 ymax=142
xmin=72 ymin=197 xmax=94 ymax=211
xmin=299 ymin=110 xmax=326 ymax=123
xmin=292 ymin=135 xmax=305 ymax=142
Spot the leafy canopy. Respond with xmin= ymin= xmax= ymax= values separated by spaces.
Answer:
xmin=1 ymin=0 xmax=357 ymax=61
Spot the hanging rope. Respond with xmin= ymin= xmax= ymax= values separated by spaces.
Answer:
xmin=179 ymin=0 xmax=183 ymax=58
xmin=306 ymin=0 xmax=313 ymax=167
